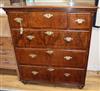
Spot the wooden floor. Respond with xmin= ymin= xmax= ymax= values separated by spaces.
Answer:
xmin=0 ymin=71 xmax=100 ymax=91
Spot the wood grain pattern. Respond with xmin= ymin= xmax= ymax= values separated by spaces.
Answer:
xmin=19 ymin=65 xmax=85 ymax=85
xmin=12 ymin=30 xmax=90 ymax=50
xmin=4 ymin=4 xmax=97 ymax=88
xmin=8 ymin=12 xmax=67 ymax=29
xmin=16 ymin=48 xmax=87 ymax=68
xmin=68 ymin=13 xmax=92 ymax=30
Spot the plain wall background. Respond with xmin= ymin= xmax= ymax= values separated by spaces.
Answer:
xmin=88 ymin=27 xmax=100 ymax=71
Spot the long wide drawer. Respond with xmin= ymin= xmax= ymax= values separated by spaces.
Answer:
xmin=16 ymin=48 xmax=87 ymax=68
xmin=19 ymin=65 xmax=85 ymax=84
xmin=8 ymin=11 xmax=67 ymax=29
xmin=12 ymin=30 xmax=90 ymax=50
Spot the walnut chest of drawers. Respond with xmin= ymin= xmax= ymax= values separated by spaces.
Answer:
xmin=3 ymin=3 xmax=97 ymax=88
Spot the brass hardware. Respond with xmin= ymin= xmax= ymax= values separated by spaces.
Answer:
xmin=64 ymin=73 xmax=70 ymax=77
xmin=29 ymin=54 xmax=37 ymax=58
xmin=64 ymin=56 xmax=72 ymax=61
xmin=19 ymin=27 xmax=24 ymax=35
xmin=48 ymin=68 xmax=55 ymax=72
xmin=26 ymin=35 xmax=35 ymax=40
xmin=44 ymin=31 xmax=54 ymax=36
xmin=64 ymin=37 xmax=73 ymax=42
xmin=75 ymin=19 xmax=85 ymax=24
xmin=14 ymin=17 xmax=23 ymax=24
xmin=46 ymin=50 xmax=54 ymax=55
xmin=43 ymin=13 xmax=53 ymax=19
xmin=14 ymin=17 xmax=24 ymax=35
xmin=32 ymin=71 xmax=39 ymax=75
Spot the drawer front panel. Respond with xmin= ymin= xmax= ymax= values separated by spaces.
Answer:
xmin=68 ymin=13 xmax=92 ymax=30
xmin=12 ymin=30 xmax=45 ymax=48
xmin=16 ymin=49 xmax=49 ymax=66
xmin=53 ymin=68 xmax=85 ymax=84
xmin=19 ymin=66 xmax=85 ymax=84
xmin=8 ymin=12 xmax=29 ymax=28
xmin=16 ymin=48 xmax=87 ymax=68
xmin=12 ymin=30 xmax=90 ymax=50
xmin=19 ymin=66 xmax=49 ymax=82
xmin=8 ymin=12 xmax=67 ymax=29
xmin=49 ymin=50 xmax=87 ymax=68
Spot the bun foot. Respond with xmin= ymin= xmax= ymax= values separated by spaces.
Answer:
xmin=78 ymin=85 xmax=84 ymax=89
xmin=21 ymin=81 xmax=27 ymax=84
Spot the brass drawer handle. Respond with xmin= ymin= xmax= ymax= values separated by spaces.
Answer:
xmin=64 ymin=56 xmax=72 ymax=61
xmin=75 ymin=18 xmax=85 ymax=24
xmin=26 ymin=35 xmax=35 ymax=40
xmin=48 ymin=68 xmax=55 ymax=72
xmin=32 ymin=71 xmax=39 ymax=75
xmin=64 ymin=73 xmax=70 ymax=77
xmin=44 ymin=31 xmax=54 ymax=36
xmin=14 ymin=17 xmax=24 ymax=35
xmin=19 ymin=27 xmax=24 ymax=35
xmin=14 ymin=17 xmax=23 ymax=24
xmin=46 ymin=50 xmax=54 ymax=55
xmin=64 ymin=37 xmax=73 ymax=42
xmin=43 ymin=13 xmax=53 ymax=19
xmin=29 ymin=54 xmax=37 ymax=58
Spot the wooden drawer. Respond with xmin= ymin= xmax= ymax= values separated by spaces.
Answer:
xmin=12 ymin=30 xmax=90 ymax=50
xmin=8 ymin=12 xmax=67 ymax=29
xmin=49 ymin=50 xmax=87 ymax=68
xmin=19 ymin=66 xmax=49 ymax=82
xmin=12 ymin=30 xmax=45 ymax=48
xmin=53 ymin=68 xmax=85 ymax=84
xmin=16 ymin=48 xmax=49 ymax=66
xmin=0 ymin=37 xmax=13 ymax=50
xmin=16 ymin=48 xmax=87 ymax=68
xmin=68 ymin=13 xmax=92 ymax=30
xmin=19 ymin=66 xmax=85 ymax=84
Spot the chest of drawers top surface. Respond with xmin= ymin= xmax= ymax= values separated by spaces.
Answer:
xmin=3 ymin=3 xmax=97 ymax=88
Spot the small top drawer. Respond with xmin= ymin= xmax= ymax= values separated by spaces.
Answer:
xmin=68 ymin=13 xmax=92 ymax=30
xmin=8 ymin=11 xmax=67 ymax=29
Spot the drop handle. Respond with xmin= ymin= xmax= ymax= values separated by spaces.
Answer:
xmin=19 ymin=27 xmax=24 ymax=35
xmin=43 ymin=13 xmax=53 ymax=19
xmin=64 ymin=56 xmax=72 ymax=61
xmin=64 ymin=73 xmax=70 ymax=77
xmin=32 ymin=71 xmax=39 ymax=75
xmin=48 ymin=68 xmax=55 ymax=72
xmin=14 ymin=17 xmax=24 ymax=35
xmin=46 ymin=50 xmax=54 ymax=55
xmin=75 ymin=18 xmax=85 ymax=24
xmin=44 ymin=31 xmax=54 ymax=36
xmin=64 ymin=37 xmax=73 ymax=42
xmin=29 ymin=54 xmax=37 ymax=58
xmin=14 ymin=17 xmax=23 ymax=24
xmin=26 ymin=35 xmax=35 ymax=40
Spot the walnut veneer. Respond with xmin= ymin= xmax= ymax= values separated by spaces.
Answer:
xmin=3 ymin=2 xmax=97 ymax=88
